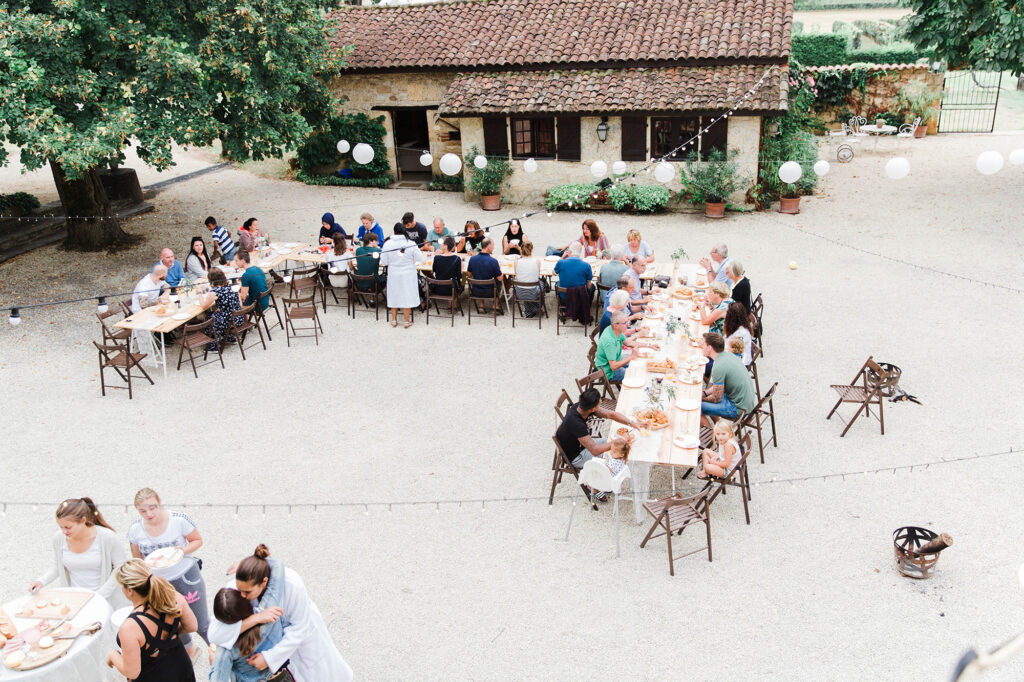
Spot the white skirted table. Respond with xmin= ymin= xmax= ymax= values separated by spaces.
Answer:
xmin=0 ymin=589 xmax=116 ymax=682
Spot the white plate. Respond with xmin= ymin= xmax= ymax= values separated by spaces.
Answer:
xmin=145 ymin=546 xmax=184 ymax=570
xmin=283 ymin=242 xmax=300 ymax=248
xmin=674 ymin=434 xmax=701 ymax=449
xmin=621 ymin=376 xmax=645 ymax=389
xmin=171 ymin=313 xmax=191 ymax=320
xmin=635 ymin=347 xmax=653 ymax=356
xmin=544 ymin=255 xmax=560 ymax=262
xmin=686 ymin=355 xmax=709 ymax=366
xmin=675 ymin=398 xmax=700 ymax=411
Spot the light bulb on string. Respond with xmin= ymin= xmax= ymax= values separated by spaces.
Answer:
xmin=9 ymin=308 xmax=20 ymax=326
xmin=97 ymin=297 xmax=108 ymax=314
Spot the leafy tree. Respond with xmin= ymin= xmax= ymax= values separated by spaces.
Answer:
xmin=0 ymin=0 xmax=345 ymax=249
xmin=905 ymin=0 xmax=1024 ymax=76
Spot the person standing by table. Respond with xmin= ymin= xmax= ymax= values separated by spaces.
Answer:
xmin=127 ymin=488 xmax=210 ymax=657
xmin=234 ymin=250 xmax=269 ymax=312
xmin=31 ymin=498 xmax=128 ymax=607
xmin=106 ymin=559 xmax=198 ymax=682
xmin=208 ymin=544 xmax=353 ymax=682
xmin=206 ymin=216 xmax=237 ymax=265
xmin=380 ymin=224 xmax=425 ymax=328
xmin=184 ymin=237 xmax=212 ymax=281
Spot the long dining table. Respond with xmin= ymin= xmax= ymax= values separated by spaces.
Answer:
xmin=611 ymin=263 xmax=711 ymax=523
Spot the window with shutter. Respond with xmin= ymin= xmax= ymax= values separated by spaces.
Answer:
xmin=482 ymin=117 xmax=509 ymax=158
xmin=621 ymin=116 xmax=647 ymax=161
xmin=699 ymin=116 xmax=728 ymax=160
xmin=510 ymin=118 xmax=555 ymax=158
xmin=556 ymin=116 xmax=580 ymax=161
xmin=650 ymin=115 xmax=728 ymax=161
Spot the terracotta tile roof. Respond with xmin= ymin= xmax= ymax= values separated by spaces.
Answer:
xmin=437 ymin=65 xmax=787 ymax=115
xmin=329 ymin=0 xmax=793 ymax=71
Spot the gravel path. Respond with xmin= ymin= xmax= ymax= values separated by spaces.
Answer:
xmin=1 ymin=134 xmax=1023 ymax=680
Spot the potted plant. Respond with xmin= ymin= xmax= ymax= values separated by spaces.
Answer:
xmin=897 ymin=82 xmax=940 ymax=138
xmin=678 ymin=148 xmax=747 ymax=219
xmin=779 ymin=169 xmax=817 ymax=214
xmin=465 ymin=145 xmax=512 ymax=210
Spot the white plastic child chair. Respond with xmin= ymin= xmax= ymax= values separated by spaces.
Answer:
xmin=564 ymin=459 xmax=633 ymax=558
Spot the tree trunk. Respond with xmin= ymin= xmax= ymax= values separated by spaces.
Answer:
xmin=50 ymin=160 xmax=135 ymax=250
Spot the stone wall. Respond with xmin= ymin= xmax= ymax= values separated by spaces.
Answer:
xmin=806 ymin=65 xmax=943 ymax=133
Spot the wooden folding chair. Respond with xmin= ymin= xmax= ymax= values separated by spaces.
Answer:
xmin=549 ymin=437 xmax=591 ymax=507
xmin=748 ymin=341 xmax=763 ymax=400
xmin=555 ymin=285 xmax=590 ymax=336
xmin=289 ymin=274 xmax=324 ymax=313
xmin=594 ymin=282 xmax=613 ymax=321
xmin=96 ymin=309 xmax=132 ymax=344
xmin=639 ymin=489 xmax=712 ymax=575
xmin=323 ymin=263 xmax=352 ymax=313
xmin=739 ymin=382 xmax=778 ymax=463
xmin=176 ymin=317 xmax=223 ymax=378
xmin=467 ymin=277 xmax=501 ymax=326
xmin=750 ymin=293 xmax=764 ymax=356
xmin=510 ymin=280 xmax=546 ymax=329
xmin=827 ymin=356 xmax=892 ymax=436
xmin=349 ymin=273 xmax=384 ymax=320
xmin=575 ymin=370 xmax=617 ymax=411
xmin=119 ymin=299 xmax=134 ymax=317
xmin=92 ymin=340 xmax=154 ymax=399
xmin=424 ymin=276 xmax=463 ymax=327
xmin=702 ymin=432 xmax=753 ymax=525
xmin=548 ymin=389 xmax=576 ymax=496
xmin=282 ymin=295 xmax=322 ymax=346
xmin=255 ymin=289 xmax=283 ymax=342
xmin=227 ymin=303 xmax=267 ymax=360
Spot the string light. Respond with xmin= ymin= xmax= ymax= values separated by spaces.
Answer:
xmin=9 ymin=308 xmax=20 ymax=326
xmin=96 ymin=297 xmax=108 ymax=314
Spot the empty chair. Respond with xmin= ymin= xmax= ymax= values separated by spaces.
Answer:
xmin=255 ymin=288 xmax=283 ymax=341
xmin=575 ymin=371 xmax=617 ymax=412
xmin=897 ymin=116 xmax=922 ymax=151
xmin=564 ymin=459 xmax=633 ymax=558
xmin=639 ymin=489 xmax=712 ymax=575
xmin=739 ymin=381 xmax=778 ymax=463
xmin=96 ymin=309 xmax=131 ymax=344
xmin=227 ymin=302 xmax=267 ymax=360
xmin=282 ymin=295 xmax=322 ymax=346
xmin=176 ymin=318 xmax=223 ymax=378
xmin=93 ymin=340 xmax=154 ymax=399
xmin=827 ymin=356 xmax=893 ymax=436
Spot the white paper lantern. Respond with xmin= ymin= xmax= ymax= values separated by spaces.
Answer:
xmin=419 ymin=152 xmax=433 ymax=167
xmin=612 ymin=161 xmax=627 ymax=175
xmin=523 ymin=158 xmax=538 ymax=173
xmin=1009 ymin=149 xmax=1024 ymax=166
xmin=653 ymin=162 xmax=675 ymax=184
xmin=474 ymin=155 xmax=488 ymax=169
xmin=778 ymin=161 xmax=802 ymax=184
xmin=813 ymin=160 xmax=830 ymax=177
xmin=976 ymin=151 xmax=1004 ymax=175
xmin=352 ymin=143 xmax=374 ymax=165
xmin=336 ymin=139 xmax=350 ymax=154
xmin=885 ymin=157 xmax=910 ymax=180
xmin=590 ymin=160 xmax=608 ymax=178
xmin=439 ymin=153 xmax=462 ymax=176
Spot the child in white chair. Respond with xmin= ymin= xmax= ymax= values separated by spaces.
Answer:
xmin=697 ymin=419 xmax=740 ymax=479
xmin=602 ymin=435 xmax=632 ymax=477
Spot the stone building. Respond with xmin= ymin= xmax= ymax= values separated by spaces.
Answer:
xmin=328 ymin=0 xmax=793 ymax=205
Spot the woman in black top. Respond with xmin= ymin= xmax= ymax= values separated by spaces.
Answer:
xmin=502 ymin=219 xmax=528 ymax=255
xmin=458 ymin=220 xmax=485 ymax=254
xmin=431 ymin=236 xmax=463 ymax=296
xmin=107 ymin=559 xmax=198 ymax=682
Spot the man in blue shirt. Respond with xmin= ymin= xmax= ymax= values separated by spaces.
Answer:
xmin=234 ymin=250 xmax=269 ymax=311
xmin=553 ymin=242 xmax=593 ymax=299
xmin=357 ymin=213 xmax=385 ymax=246
xmin=467 ymin=237 xmax=503 ymax=300
xmin=401 ymin=211 xmax=428 ymax=247
xmin=152 ymin=248 xmax=185 ymax=288
xmin=206 ymin=216 xmax=236 ymax=263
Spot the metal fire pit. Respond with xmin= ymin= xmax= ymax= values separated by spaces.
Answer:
xmin=893 ymin=526 xmax=942 ymax=579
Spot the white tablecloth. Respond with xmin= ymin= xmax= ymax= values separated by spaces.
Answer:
xmin=1 ymin=589 xmax=118 ymax=682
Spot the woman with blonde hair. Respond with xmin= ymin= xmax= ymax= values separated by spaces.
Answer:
xmin=30 ymin=498 xmax=127 ymax=606
xmin=699 ymin=281 xmax=733 ymax=336
xmin=624 ymin=229 xmax=655 ymax=263
xmin=128 ymin=488 xmax=210 ymax=656
xmin=106 ymin=559 xmax=198 ymax=681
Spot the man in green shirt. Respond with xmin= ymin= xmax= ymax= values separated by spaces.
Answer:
xmin=595 ymin=312 xmax=652 ymax=381
xmin=353 ymin=232 xmax=384 ymax=296
xmin=424 ymin=217 xmax=453 ymax=252
xmin=701 ymin=332 xmax=757 ymax=419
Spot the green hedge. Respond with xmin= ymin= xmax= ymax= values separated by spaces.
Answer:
xmin=792 ymin=34 xmax=848 ymax=66
xmin=294 ymin=170 xmax=393 ymax=188
xmin=0 ymin=192 xmax=41 ymax=216
xmin=848 ymin=42 xmax=926 ymax=64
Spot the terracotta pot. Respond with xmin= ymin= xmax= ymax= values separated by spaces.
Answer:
xmin=876 ymin=118 xmax=885 ymax=129
xmin=914 ymin=125 xmax=927 ymax=139
xmin=704 ymin=202 xmax=726 ymax=219
xmin=779 ymin=195 xmax=801 ymax=215
xmin=480 ymin=194 xmax=501 ymax=211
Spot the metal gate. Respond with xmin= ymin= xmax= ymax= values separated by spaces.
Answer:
xmin=938 ymin=71 xmax=1002 ymax=133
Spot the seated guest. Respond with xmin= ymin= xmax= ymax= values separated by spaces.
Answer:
xmin=554 ymin=242 xmax=593 ymax=300
xmin=697 ymin=419 xmax=741 ymax=480
xmin=596 ymin=312 xmax=653 ymax=382
xmin=319 ymin=213 xmax=347 ymax=245
xmin=200 ymin=268 xmax=240 ymax=345
xmin=625 ymin=257 xmax=653 ymax=306
xmin=206 ymin=216 xmax=237 ymax=264
xmin=184 ymin=237 xmax=212 ymax=280
xmin=353 ymin=232 xmax=383 ymax=295
xmin=699 ymin=243 xmax=732 ymax=284
xmin=502 ymin=219 xmax=528 ymax=255
xmin=467 ymin=237 xmax=503 ymax=300
xmin=324 ymin=233 xmax=349 ymax=288
xmin=700 ymin=281 xmax=732 ymax=335
xmin=234 ymin=250 xmax=268 ymax=311
xmin=725 ymin=260 xmax=751 ymax=313
xmin=132 ymin=265 xmax=168 ymax=313
xmin=604 ymin=274 xmax=631 ymax=309
xmin=357 ymin=213 xmax=385 ymax=246
xmin=599 ymin=290 xmax=642 ymax=336
xmin=513 ymin=241 xmax=544 ymax=317
xmin=401 ymin=211 xmax=428 ymax=246
xmin=237 ymin=217 xmax=266 ymax=253
xmin=555 ymin=388 xmax=641 ymax=470
xmin=726 ymin=336 xmax=746 ymax=361
xmin=431 ymin=236 xmax=463 ymax=296
xmin=599 ymin=244 xmax=629 ymax=287
xmin=624 ymin=229 xmax=656 ymax=263
xmin=700 ymin=332 xmax=757 ymax=420
xmin=153 ymin=248 xmax=185 ymax=288
xmin=425 ymin=217 xmax=453 ymax=252
xmin=458 ymin=220 xmax=485 ymax=254
xmin=723 ymin=301 xmax=754 ymax=366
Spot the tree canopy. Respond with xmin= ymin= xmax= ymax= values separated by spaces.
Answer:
xmin=905 ymin=0 xmax=1024 ymax=76
xmin=0 ymin=0 xmax=347 ymax=180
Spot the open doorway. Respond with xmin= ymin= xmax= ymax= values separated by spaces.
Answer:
xmin=391 ymin=109 xmax=431 ymax=182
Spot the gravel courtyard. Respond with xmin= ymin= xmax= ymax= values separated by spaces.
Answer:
xmin=1 ymin=132 xmax=1023 ymax=680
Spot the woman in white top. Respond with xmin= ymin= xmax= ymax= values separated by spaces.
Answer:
xmin=697 ymin=420 xmax=741 ymax=479
xmin=127 ymin=487 xmax=210 ymax=655
xmin=513 ymin=241 xmax=544 ymax=317
xmin=185 ymin=236 xmax=213 ymax=280
xmin=324 ymin=233 xmax=350 ymax=292
xmin=624 ymin=229 xmax=655 ymax=263
xmin=31 ymin=497 xmax=128 ymax=607
xmin=723 ymin=301 xmax=754 ymax=366
xmin=380 ymin=224 xmax=426 ymax=328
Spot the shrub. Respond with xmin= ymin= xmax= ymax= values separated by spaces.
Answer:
xmin=847 ymin=43 xmax=928 ymax=64
xmin=428 ymin=174 xmax=464 ymax=192
xmin=294 ymin=170 xmax=392 ymax=188
xmin=792 ymin=34 xmax=848 ymax=66
xmin=678 ymin=149 xmax=748 ymax=205
xmin=606 ymin=184 xmax=671 ymax=213
xmin=296 ymin=112 xmax=392 ymax=181
xmin=832 ymin=20 xmax=857 ymax=37
xmin=0 ymin=192 xmax=41 ymax=215
xmin=464 ymin=145 xmax=512 ymax=196
xmin=545 ymin=183 xmax=599 ymax=211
